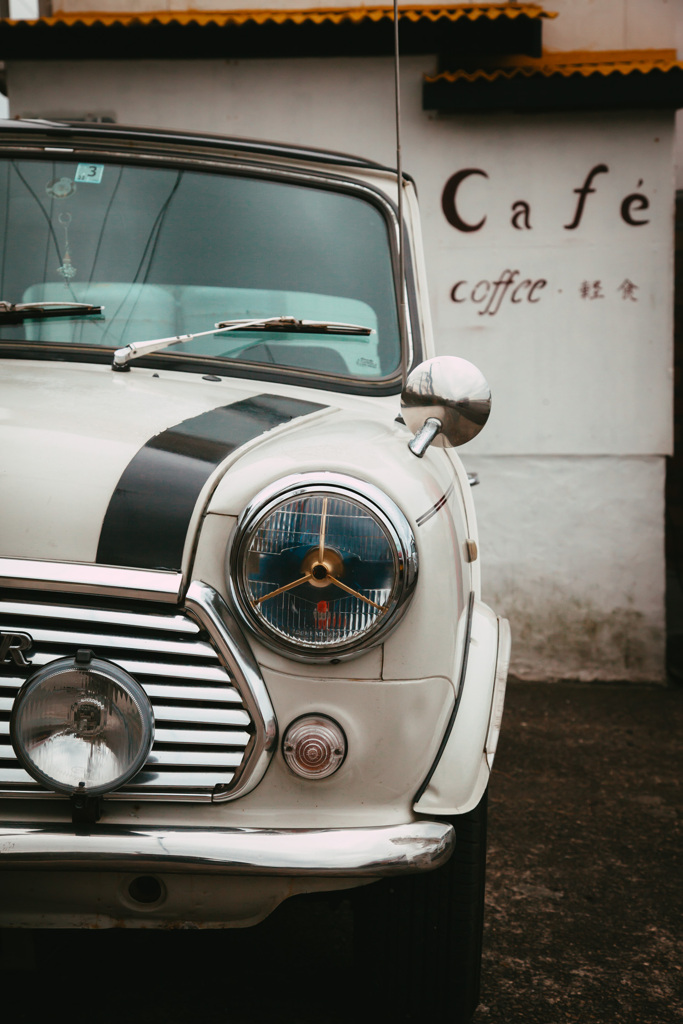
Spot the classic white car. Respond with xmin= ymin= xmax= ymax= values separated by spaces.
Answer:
xmin=0 ymin=118 xmax=510 ymax=1021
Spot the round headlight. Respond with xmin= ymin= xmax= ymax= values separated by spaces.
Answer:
xmin=10 ymin=651 xmax=154 ymax=796
xmin=229 ymin=474 xmax=417 ymax=660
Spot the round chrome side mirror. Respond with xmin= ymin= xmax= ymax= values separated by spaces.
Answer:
xmin=401 ymin=356 xmax=491 ymax=457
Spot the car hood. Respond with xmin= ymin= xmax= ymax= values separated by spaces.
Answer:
xmin=0 ymin=359 xmax=340 ymax=569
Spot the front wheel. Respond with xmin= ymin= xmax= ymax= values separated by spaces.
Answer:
xmin=353 ymin=791 xmax=488 ymax=1022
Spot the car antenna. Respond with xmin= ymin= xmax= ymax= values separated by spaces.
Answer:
xmin=393 ymin=0 xmax=408 ymax=389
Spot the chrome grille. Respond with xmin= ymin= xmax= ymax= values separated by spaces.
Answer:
xmin=0 ymin=592 xmax=256 ymax=801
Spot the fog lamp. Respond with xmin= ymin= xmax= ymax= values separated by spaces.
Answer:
xmin=282 ymin=715 xmax=346 ymax=779
xmin=10 ymin=650 xmax=154 ymax=796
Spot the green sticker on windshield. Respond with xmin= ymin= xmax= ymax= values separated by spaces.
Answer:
xmin=75 ymin=163 xmax=104 ymax=184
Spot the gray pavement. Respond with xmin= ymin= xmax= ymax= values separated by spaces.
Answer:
xmin=477 ymin=680 xmax=683 ymax=1024
xmin=1 ymin=680 xmax=681 ymax=1023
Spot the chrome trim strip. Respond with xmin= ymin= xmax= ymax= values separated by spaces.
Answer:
xmin=0 ymin=786 xmax=214 ymax=803
xmin=184 ymin=581 xmax=277 ymax=802
xmin=416 ymin=482 xmax=455 ymax=527
xmin=0 ymin=558 xmax=182 ymax=603
xmin=0 ymin=601 xmax=199 ymax=633
xmin=0 ymin=771 xmax=237 ymax=792
xmin=0 ymin=821 xmax=453 ymax=875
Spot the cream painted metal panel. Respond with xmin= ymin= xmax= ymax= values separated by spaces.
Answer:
xmin=413 ymin=600 xmax=501 ymax=816
xmin=0 ymin=361 xmax=330 ymax=564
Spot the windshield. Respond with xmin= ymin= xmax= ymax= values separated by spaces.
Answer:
xmin=0 ymin=157 xmax=402 ymax=381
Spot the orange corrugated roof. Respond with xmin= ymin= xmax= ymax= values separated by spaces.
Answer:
xmin=426 ymin=48 xmax=682 ymax=83
xmin=7 ymin=4 xmax=557 ymax=28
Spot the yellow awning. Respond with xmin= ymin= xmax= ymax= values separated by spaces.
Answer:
xmin=426 ymin=49 xmax=681 ymax=84
xmin=8 ymin=3 xmax=557 ymax=29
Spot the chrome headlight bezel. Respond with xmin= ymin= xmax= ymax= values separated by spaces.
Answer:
xmin=228 ymin=473 xmax=418 ymax=662
xmin=10 ymin=653 xmax=155 ymax=796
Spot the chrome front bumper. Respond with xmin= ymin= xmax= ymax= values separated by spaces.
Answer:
xmin=0 ymin=820 xmax=453 ymax=875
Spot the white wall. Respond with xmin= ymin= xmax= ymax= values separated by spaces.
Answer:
xmin=543 ymin=0 xmax=678 ymax=52
xmin=5 ymin=54 xmax=676 ymax=681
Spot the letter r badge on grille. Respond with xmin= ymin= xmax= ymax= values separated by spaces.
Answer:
xmin=0 ymin=631 xmax=33 ymax=666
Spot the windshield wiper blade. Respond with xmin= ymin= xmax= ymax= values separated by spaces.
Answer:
xmin=112 ymin=315 xmax=373 ymax=371
xmin=0 ymin=301 xmax=104 ymax=324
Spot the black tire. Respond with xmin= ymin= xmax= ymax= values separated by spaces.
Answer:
xmin=353 ymin=790 xmax=488 ymax=1023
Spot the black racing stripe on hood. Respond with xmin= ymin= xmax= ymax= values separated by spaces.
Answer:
xmin=96 ymin=394 xmax=326 ymax=571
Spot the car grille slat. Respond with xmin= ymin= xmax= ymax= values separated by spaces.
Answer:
xmin=153 ymin=705 xmax=251 ymax=727
xmin=0 ymin=600 xmax=200 ymax=634
xmin=0 ymin=768 xmax=36 ymax=786
xmin=0 ymin=623 xmax=216 ymax=659
xmin=154 ymin=727 xmax=251 ymax=747
xmin=0 ymin=676 xmax=23 ymax=690
xmin=121 ymin=770 xmax=236 ymax=791
xmin=17 ymin=649 xmax=232 ymax=684
xmin=0 ymin=676 xmax=244 ymax=706
xmin=0 ymin=591 xmax=259 ymax=801
xmin=148 ymin=750 xmax=244 ymax=768
xmin=0 ymin=767 xmax=237 ymax=792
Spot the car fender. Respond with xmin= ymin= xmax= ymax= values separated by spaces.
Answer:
xmin=413 ymin=597 xmax=511 ymax=816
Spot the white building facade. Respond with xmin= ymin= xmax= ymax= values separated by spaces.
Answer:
xmin=1 ymin=0 xmax=681 ymax=681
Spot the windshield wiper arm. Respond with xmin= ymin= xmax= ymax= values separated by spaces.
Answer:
xmin=112 ymin=315 xmax=373 ymax=371
xmin=0 ymin=301 xmax=104 ymax=324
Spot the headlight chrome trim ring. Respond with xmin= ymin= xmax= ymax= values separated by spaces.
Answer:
xmin=10 ymin=653 xmax=155 ymax=797
xmin=228 ymin=473 xmax=418 ymax=662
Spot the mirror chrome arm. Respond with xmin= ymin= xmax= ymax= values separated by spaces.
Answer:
xmin=401 ymin=356 xmax=492 ymax=454
xmin=408 ymin=417 xmax=442 ymax=458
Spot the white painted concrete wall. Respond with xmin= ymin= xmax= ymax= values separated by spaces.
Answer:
xmin=5 ymin=41 xmax=678 ymax=681
xmin=543 ymin=0 xmax=678 ymax=52
xmin=466 ymin=455 xmax=666 ymax=682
